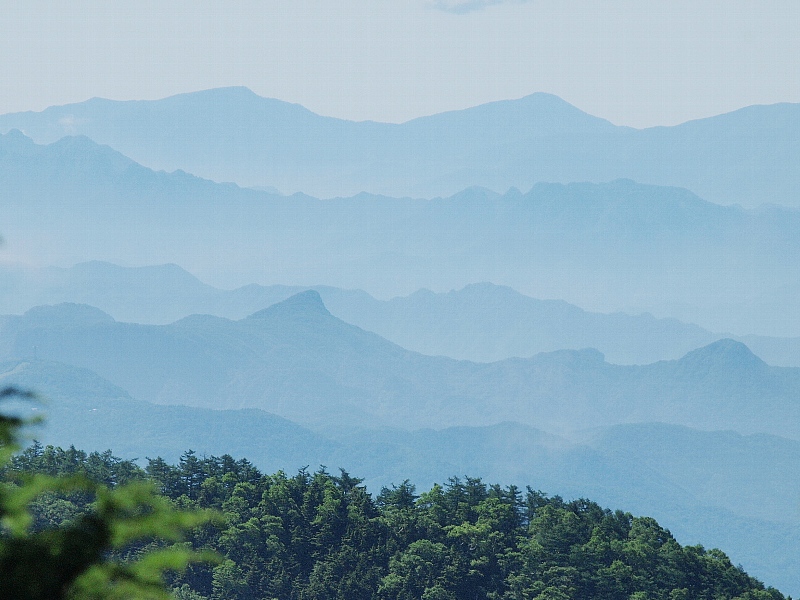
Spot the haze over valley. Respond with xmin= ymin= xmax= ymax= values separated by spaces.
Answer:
xmin=2 ymin=86 xmax=799 ymax=207
xmin=1 ymin=86 xmax=798 ymax=595
xmin=3 ymin=3 xmax=800 ymax=597
xmin=3 ymin=117 xmax=800 ymax=337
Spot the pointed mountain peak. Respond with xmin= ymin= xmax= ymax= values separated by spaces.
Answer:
xmin=0 ymin=128 xmax=37 ymax=154
xmin=246 ymin=290 xmax=331 ymax=320
xmin=680 ymin=339 xmax=767 ymax=369
xmin=2 ymin=128 xmax=32 ymax=141
xmin=48 ymin=134 xmax=115 ymax=152
xmin=516 ymin=92 xmax=583 ymax=109
xmin=46 ymin=134 xmax=136 ymax=168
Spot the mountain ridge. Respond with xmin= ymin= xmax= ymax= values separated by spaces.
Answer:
xmin=4 ymin=126 xmax=800 ymax=352
xmin=1 ymin=88 xmax=798 ymax=205
xmin=3 ymin=294 xmax=800 ymax=439
xmin=4 ymin=260 xmax=800 ymax=367
xmin=2 ymin=356 xmax=798 ymax=594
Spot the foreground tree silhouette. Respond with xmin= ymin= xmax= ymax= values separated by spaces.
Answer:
xmin=0 ymin=387 xmax=217 ymax=599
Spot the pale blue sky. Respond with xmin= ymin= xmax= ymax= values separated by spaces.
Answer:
xmin=1 ymin=0 xmax=798 ymax=127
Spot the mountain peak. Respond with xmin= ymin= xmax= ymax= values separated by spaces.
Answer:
xmin=404 ymin=92 xmax=615 ymax=137
xmin=70 ymin=261 xmax=206 ymax=288
xmin=246 ymin=290 xmax=331 ymax=320
xmin=21 ymin=303 xmax=115 ymax=328
xmin=46 ymin=134 xmax=136 ymax=171
xmin=2 ymin=128 xmax=31 ymax=141
xmin=447 ymin=186 xmax=502 ymax=202
xmin=158 ymin=86 xmax=317 ymax=118
xmin=202 ymin=85 xmax=256 ymax=96
xmin=679 ymin=339 xmax=767 ymax=370
xmin=166 ymin=86 xmax=261 ymax=102
xmin=0 ymin=128 xmax=37 ymax=155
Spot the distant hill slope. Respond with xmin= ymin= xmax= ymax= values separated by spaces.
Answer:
xmin=2 ymin=358 xmax=798 ymax=595
xmin=3 ymin=130 xmax=800 ymax=336
xmin=0 ymin=359 xmax=335 ymax=471
xmin=0 ymin=87 xmax=798 ymax=207
xmin=2 ymin=295 xmax=800 ymax=439
xmin=4 ymin=262 xmax=800 ymax=367
xmin=577 ymin=422 xmax=800 ymax=527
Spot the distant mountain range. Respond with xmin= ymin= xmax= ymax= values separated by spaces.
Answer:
xmin=0 ymin=87 xmax=798 ymax=207
xmin=0 ymin=358 xmax=336 ymax=471
xmin=2 ymin=357 xmax=798 ymax=595
xmin=2 ymin=129 xmax=800 ymax=336
xmin=3 ymin=261 xmax=800 ymax=367
xmin=3 ymin=88 xmax=798 ymax=594
xmin=3 ymin=293 xmax=799 ymax=439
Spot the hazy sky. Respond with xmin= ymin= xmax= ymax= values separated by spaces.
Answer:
xmin=2 ymin=0 xmax=798 ymax=127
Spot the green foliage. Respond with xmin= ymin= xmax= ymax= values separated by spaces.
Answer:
xmin=1 ymin=396 xmax=790 ymax=599
xmin=143 ymin=458 xmax=794 ymax=599
xmin=0 ymin=389 xmax=218 ymax=599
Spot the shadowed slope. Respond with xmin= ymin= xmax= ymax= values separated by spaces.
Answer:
xmin=2 ymin=294 xmax=799 ymax=438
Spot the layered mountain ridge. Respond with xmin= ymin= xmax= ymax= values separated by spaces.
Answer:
xmin=3 ymin=294 xmax=799 ymax=439
xmin=2 ymin=87 xmax=798 ymax=206
xmin=4 ymin=260 xmax=800 ymax=367
xmin=1 ymin=321 xmax=799 ymax=594
xmin=3 ymin=130 xmax=800 ymax=335
xmin=2 ymin=87 xmax=798 ymax=595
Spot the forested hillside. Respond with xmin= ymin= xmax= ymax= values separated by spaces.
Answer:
xmin=1 ymin=443 xmax=787 ymax=600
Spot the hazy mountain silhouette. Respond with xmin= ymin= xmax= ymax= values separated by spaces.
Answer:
xmin=3 ymin=294 xmax=800 ymax=438
xmin=1 ymin=87 xmax=797 ymax=207
xmin=578 ymin=422 xmax=800 ymax=526
xmin=4 ymin=88 xmax=799 ymax=594
xmin=0 ymin=358 xmax=335 ymax=471
xmin=2 ymin=356 xmax=798 ymax=594
xmin=3 ymin=130 xmax=800 ymax=335
xmin=5 ymin=262 xmax=800 ymax=367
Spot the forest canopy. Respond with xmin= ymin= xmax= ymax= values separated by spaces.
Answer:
xmin=0 ymin=392 xmax=215 ymax=600
xmin=0 ymin=437 xmax=788 ymax=600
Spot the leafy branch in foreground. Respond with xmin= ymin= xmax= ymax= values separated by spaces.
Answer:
xmin=0 ymin=387 xmax=219 ymax=600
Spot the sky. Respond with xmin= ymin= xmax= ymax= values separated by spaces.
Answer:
xmin=1 ymin=0 xmax=798 ymax=128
